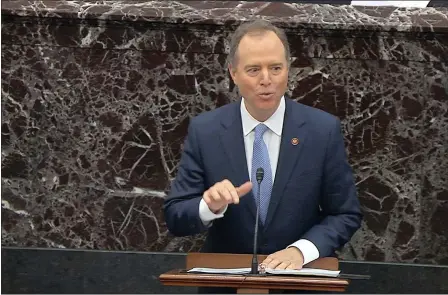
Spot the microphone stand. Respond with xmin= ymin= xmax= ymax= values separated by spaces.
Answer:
xmin=250 ymin=168 xmax=264 ymax=275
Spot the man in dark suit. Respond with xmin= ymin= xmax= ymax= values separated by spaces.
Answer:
xmin=163 ymin=19 xmax=362 ymax=283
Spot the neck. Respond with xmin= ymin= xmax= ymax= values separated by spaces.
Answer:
xmin=253 ymin=112 xmax=273 ymax=122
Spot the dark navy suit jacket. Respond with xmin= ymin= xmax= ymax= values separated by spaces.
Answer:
xmin=164 ymin=98 xmax=362 ymax=257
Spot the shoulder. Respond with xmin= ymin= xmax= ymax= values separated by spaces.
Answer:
xmin=289 ymin=99 xmax=340 ymax=129
xmin=189 ymin=101 xmax=238 ymax=130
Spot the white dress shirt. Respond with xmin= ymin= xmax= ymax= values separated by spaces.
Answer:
xmin=198 ymin=96 xmax=319 ymax=265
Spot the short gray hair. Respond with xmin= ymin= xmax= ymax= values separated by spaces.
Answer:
xmin=227 ymin=19 xmax=290 ymax=68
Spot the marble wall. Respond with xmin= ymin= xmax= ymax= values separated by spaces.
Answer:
xmin=1 ymin=1 xmax=447 ymax=264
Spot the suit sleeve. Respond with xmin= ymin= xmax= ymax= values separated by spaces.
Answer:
xmin=301 ymin=119 xmax=363 ymax=257
xmin=163 ymin=119 xmax=210 ymax=237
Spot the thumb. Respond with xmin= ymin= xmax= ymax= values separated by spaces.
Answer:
xmin=236 ymin=181 xmax=253 ymax=197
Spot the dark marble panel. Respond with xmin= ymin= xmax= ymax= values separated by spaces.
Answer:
xmin=418 ymin=62 xmax=448 ymax=265
xmin=2 ymin=16 xmax=448 ymax=63
xmin=2 ymin=248 xmax=448 ymax=294
xmin=289 ymin=32 xmax=448 ymax=62
xmin=2 ymin=1 xmax=448 ymax=32
xmin=0 ymin=16 xmax=229 ymax=54
xmin=1 ymin=44 xmax=218 ymax=252
xmin=429 ymin=0 xmax=448 ymax=7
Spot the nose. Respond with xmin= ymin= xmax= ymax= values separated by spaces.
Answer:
xmin=259 ymin=68 xmax=271 ymax=86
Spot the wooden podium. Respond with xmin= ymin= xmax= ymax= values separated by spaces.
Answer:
xmin=159 ymin=253 xmax=349 ymax=293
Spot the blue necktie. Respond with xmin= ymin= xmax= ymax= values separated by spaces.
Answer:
xmin=251 ymin=123 xmax=273 ymax=224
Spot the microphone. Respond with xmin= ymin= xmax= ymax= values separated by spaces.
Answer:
xmin=250 ymin=167 xmax=264 ymax=275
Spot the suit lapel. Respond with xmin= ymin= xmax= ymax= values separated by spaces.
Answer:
xmin=219 ymin=101 xmax=257 ymax=219
xmin=264 ymin=99 xmax=308 ymax=230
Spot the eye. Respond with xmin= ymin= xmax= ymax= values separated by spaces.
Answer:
xmin=247 ymin=68 xmax=259 ymax=76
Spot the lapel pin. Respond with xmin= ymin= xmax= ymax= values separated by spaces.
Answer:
xmin=291 ymin=138 xmax=299 ymax=145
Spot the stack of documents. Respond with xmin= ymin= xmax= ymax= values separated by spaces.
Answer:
xmin=187 ymin=267 xmax=340 ymax=277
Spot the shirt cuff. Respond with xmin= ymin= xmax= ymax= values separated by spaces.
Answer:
xmin=287 ymin=239 xmax=320 ymax=266
xmin=199 ymin=199 xmax=228 ymax=226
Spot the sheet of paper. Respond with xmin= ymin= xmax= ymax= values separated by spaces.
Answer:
xmin=187 ymin=267 xmax=340 ymax=277
xmin=266 ymin=268 xmax=340 ymax=277
xmin=188 ymin=267 xmax=251 ymax=274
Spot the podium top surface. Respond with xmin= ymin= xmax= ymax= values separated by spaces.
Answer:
xmin=160 ymin=269 xmax=349 ymax=292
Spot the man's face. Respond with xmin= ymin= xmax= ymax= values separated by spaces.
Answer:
xmin=229 ymin=30 xmax=289 ymax=120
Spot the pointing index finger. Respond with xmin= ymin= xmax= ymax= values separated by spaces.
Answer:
xmin=236 ymin=181 xmax=253 ymax=197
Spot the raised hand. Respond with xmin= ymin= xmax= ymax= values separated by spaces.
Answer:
xmin=203 ymin=180 xmax=253 ymax=213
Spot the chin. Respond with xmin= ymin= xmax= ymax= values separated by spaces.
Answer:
xmin=257 ymin=97 xmax=279 ymax=109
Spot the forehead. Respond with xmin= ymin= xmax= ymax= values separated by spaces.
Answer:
xmin=236 ymin=31 xmax=286 ymax=65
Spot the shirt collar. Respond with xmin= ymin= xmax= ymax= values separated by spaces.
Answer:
xmin=240 ymin=96 xmax=285 ymax=137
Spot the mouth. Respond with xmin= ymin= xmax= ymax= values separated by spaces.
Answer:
xmin=258 ymin=92 xmax=274 ymax=99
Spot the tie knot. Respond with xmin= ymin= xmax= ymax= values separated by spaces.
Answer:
xmin=254 ymin=123 xmax=269 ymax=140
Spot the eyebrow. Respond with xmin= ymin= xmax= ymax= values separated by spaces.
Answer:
xmin=244 ymin=63 xmax=284 ymax=69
